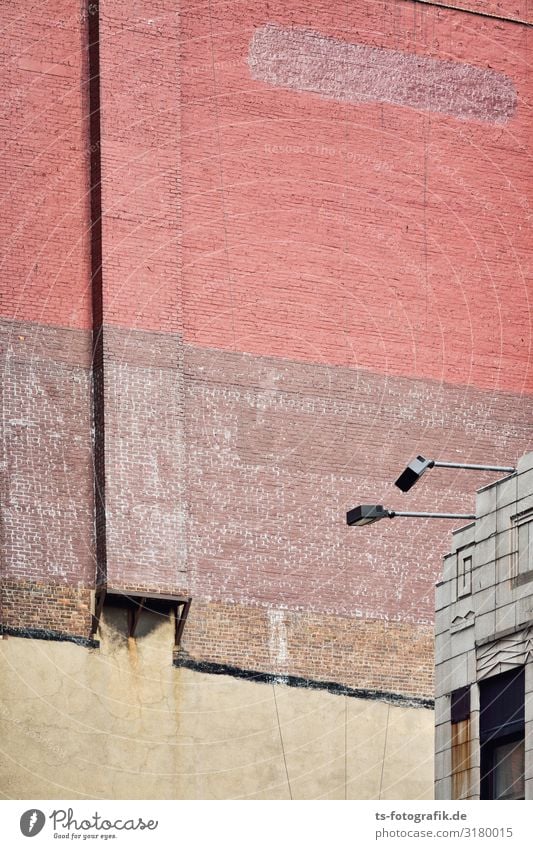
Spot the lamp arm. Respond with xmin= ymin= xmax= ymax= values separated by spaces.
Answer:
xmin=391 ymin=510 xmax=476 ymax=520
xmin=432 ymin=460 xmax=515 ymax=473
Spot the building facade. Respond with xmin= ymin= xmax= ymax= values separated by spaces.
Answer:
xmin=1 ymin=1 xmax=531 ymax=798
xmin=435 ymin=451 xmax=533 ymax=800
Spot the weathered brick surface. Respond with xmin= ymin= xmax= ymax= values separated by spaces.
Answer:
xmin=0 ymin=321 xmax=95 ymax=586
xmin=1 ymin=581 xmax=92 ymax=636
xmin=182 ymin=599 xmax=435 ymax=699
xmin=430 ymin=2 xmax=530 ymax=19
xmin=249 ymin=24 xmax=517 ymax=123
xmin=184 ymin=344 xmax=532 ymax=624
xmin=102 ymin=328 xmax=187 ymax=590
xmin=1 ymin=318 xmax=532 ymax=686
xmin=0 ymin=320 xmax=95 ymax=634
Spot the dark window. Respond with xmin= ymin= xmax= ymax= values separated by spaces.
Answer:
xmin=451 ymin=686 xmax=470 ymax=724
xmin=480 ymin=668 xmax=525 ymax=800
xmin=491 ymin=737 xmax=525 ymax=800
xmin=450 ymin=686 xmax=472 ymax=799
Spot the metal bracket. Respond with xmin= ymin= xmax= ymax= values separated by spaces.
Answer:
xmin=173 ymin=598 xmax=192 ymax=661
xmin=91 ymin=587 xmax=106 ymax=637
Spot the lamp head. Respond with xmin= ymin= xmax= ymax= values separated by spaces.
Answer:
xmin=395 ymin=455 xmax=434 ymax=492
xmin=346 ymin=504 xmax=391 ymax=527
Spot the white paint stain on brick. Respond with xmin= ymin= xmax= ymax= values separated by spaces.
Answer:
xmin=268 ymin=607 xmax=289 ymax=672
xmin=248 ymin=23 xmax=516 ymax=124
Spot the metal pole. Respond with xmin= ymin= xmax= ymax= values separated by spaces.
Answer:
xmin=390 ymin=511 xmax=476 ymax=520
xmin=432 ymin=461 xmax=515 ymax=473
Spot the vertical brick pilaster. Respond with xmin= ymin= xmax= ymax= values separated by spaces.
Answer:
xmin=87 ymin=1 xmax=107 ymax=590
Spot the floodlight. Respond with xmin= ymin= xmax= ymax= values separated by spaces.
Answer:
xmin=346 ymin=504 xmax=391 ymax=526
xmin=395 ymin=456 xmax=434 ymax=492
xmin=395 ymin=455 xmax=515 ymax=492
xmin=346 ymin=504 xmax=476 ymax=527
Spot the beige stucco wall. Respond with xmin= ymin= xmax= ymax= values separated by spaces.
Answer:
xmin=0 ymin=609 xmax=434 ymax=799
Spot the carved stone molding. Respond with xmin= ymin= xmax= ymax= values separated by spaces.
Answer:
xmin=477 ymin=627 xmax=533 ymax=680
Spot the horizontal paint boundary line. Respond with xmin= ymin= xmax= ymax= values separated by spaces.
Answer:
xmin=0 ymin=625 xmax=99 ymax=649
xmin=174 ymin=656 xmax=434 ymax=710
xmin=406 ymin=0 xmax=532 ymax=27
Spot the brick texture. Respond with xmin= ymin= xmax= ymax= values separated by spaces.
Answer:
xmin=0 ymin=1 xmax=92 ymax=329
xmin=1 ymin=0 xmax=532 ymax=699
xmin=0 ymin=320 xmax=95 ymax=634
xmin=184 ymin=344 xmax=532 ymax=624
xmin=98 ymin=0 xmax=182 ymax=333
xmin=182 ymin=0 xmax=532 ymax=392
xmin=182 ymin=599 xmax=435 ymax=699
xmin=1 ymin=581 xmax=92 ymax=636
xmin=249 ymin=24 xmax=517 ymax=123
xmin=102 ymin=329 xmax=187 ymax=590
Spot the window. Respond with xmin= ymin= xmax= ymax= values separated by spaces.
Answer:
xmin=456 ymin=546 xmax=473 ymax=598
xmin=451 ymin=686 xmax=470 ymax=724
xmin=511 ymin=510 xmax=533 ymax=586
xmin=492 ymin=738 xmax=525 ymax=800
xmin=480 ymin=668 xmax=525 ymax=800
xmin=451 ymin=686 xmax=471 ymax=799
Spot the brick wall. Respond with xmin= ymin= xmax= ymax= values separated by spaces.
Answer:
xmin=0 ymin=1 xmax=92 ymax=329
xmin=182 ymin=599 xmax=435 ymax=699
xmin=0 ymin=321 xmax=94 ymax=635
xmin=183 ymin=344 xmax=532 ymax=625
xmin=95 ymin=1 xmax=184 ymax=593
xmin=181 ymin=0 xmax=532 ymax=392
xmin=1 ymin=0 xmax=532 ymax=694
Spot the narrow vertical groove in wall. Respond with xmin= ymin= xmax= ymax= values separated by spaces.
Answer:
xmin=87 ymin=1 xmax=107 ymax=588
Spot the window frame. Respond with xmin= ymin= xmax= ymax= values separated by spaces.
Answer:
xmin=510 ymin=508 xmax=533 ymax=587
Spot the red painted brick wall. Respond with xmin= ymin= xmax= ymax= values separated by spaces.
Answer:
xmin=0 ymin=1 xmax=92 ymax=329
xmin=182 ymin=0 xmax=532 ymax=392
xmin=183 ymin=346 xmax=531 ymax=626
xmin=99 ymin=0 xmax=182 ymax=333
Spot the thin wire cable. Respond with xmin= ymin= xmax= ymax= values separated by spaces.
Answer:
xmin=344 ymin=696 xmax=348 ymax=799
xmin=378 ymin=704 xmax=391 ymax=800
xmin=273 ymin=683 xmax=293 ymax=799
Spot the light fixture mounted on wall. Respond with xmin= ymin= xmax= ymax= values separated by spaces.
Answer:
xmin=346 ymin=504 xmax=476 ymax=527
xmin=394 ymin=456 xmax=516 ymax=493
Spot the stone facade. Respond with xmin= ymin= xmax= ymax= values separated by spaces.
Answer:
xmin=435 ymin=451 xmax=533 ymax=800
